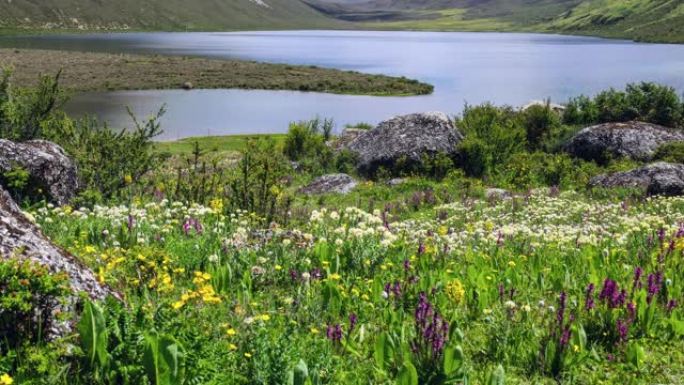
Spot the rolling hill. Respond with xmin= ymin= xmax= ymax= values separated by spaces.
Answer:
xmin=0 ymin=0 xmax=681 ymax=43
xmin=0 ymin=0 xmax=343 ymax=31
xmin=311 ymin=0 xmax=684 ymax=43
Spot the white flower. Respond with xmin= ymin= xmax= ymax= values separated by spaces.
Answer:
xmin=208 ymin=254 xmax=219 ymax=263
xmin=504 ymin=300 xmax=516 ymax=309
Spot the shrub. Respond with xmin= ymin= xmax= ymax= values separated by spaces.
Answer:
xmin=50 ymin=109 xmax=165 ymax=202
xmin=563 ymin=82 xmax=684 ymax=128
xmin=0 ymin=70 xmax=68 ymax=142
xmin=0 ymin=260 xmax=69 ymax=349
xmin=522 ymin=102 xmax=562 ymax=151
xmin=455 ymin=103 xmax=527 ymax=178
xmin=496 ymin=152 xmax=599 ymax=190
xmin=227 ymin=138 xmax=292 ymax=224
xmin=653 ymin=142 xmax=684 ymax=163
xmin=0 ymin=70 xmax=164 ymax=203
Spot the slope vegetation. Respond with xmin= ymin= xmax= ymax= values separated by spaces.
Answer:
xmin=0 ymin=0 xmax=341 ymax=31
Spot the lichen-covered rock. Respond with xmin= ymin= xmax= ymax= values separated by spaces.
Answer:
xmin=589 ymin=162 xmax=684 ymax=196
xmin=346 ymin=112 xmax=463 ymax=175
xmin=564 ymin=122 xmax=684 ymax=162
xmin=0 ymin=139 xmax=78 ymax=205
xmin=328 ymin=128 xmax=367 ymax=152
xmin=298 ymin=174 xmax=358 ymax=195
xmin=0 ymin=187 xmax=116 ymax=301
xmin=485 ymin=188 xmax=512 ymax=200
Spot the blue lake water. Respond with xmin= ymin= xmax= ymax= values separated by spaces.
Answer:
xmin=2 ymin=31 xmax=684 ymax=140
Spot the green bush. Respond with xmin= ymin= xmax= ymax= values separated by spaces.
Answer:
xmin=0 ymin=260 xmax=70 ymax=349
xmin=455 ymin=103 xmax=527 ymax=178
xmin=496 ymin=152 xmax=599 ymax=189
xmin=0 ymin=70 xmax=164 ymax=203
xmin=653 ymin=142 xmax=684 ymax=163
xmin=522 ymin=102 xmax=562 ymax=151
xmin=51 ymin=110 xmax=165 ymax=202
xmin=563 ymin=82 xmax=684 ymax=128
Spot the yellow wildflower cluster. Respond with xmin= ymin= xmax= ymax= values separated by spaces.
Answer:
xmin=445 ymin=278 xmax=465 ymax=304
xmin=0 ymin=374 xmax=12 ymax=385
xmin=173 ymin=271 xmax=221 ymax=309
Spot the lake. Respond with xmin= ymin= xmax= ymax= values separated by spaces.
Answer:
xmin=2 ymin=31 xmax=684 ymax=140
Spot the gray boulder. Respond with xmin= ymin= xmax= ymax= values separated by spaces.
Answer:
xmin=589 ymin=162 xmax=684 ymax=196
xmin=0 ymin=140 xmax=78 ymax=205
xmin=0 ymin=187 xmax=117 ymax=336
xmin=299 ymin=173 xmax=358 ymax=195
xmin=346 ymin=112 xmax=463 ymax=175
xmin=565 ymin=121 xmax=684 ymax=163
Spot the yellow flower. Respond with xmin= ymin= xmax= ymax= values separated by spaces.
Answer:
xmin=124 ymin=174 xmax=133 ymax=185
xmin=172 ymin=301 xmax=185 ymax=310
xmin=1 ymin=373 xmax=13 ymax=385
xmin=244 ymin=352 xmax=252 ymax=358
xmin=259 ymin=314 xmax=271 ymax=322
xmin=310 ymin=327 xmax=320 ymax=335
xmin=226 ymin=328 xmax=237 ymax=336
xmin=209 ymin=198 xmax=224 ymax=213
xmin=508 ymin=260 xmax=516 ymax=268
xmin=275 ymin=265 xmax=283 ymax=271
xmin=229 ymin=343 xmax=238 ymax=351
xmin=573 ymin=344 xmax=580 ymax=352
xmin=445 ymin=279 xmax=465 ymax=304
xmin=328 ymin=273 xmax=341 ymax=281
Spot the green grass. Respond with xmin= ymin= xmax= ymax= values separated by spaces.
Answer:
xmin=2 ymin=49 xmax=434 ymax=96
xmin=154 ymin=134 xmax=287 ymax=156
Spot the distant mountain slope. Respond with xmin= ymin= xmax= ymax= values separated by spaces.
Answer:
xmin=313 ymin=0 xmax=684 ymax=42
xmin=0 ymin=0 xmax=342 ymax=30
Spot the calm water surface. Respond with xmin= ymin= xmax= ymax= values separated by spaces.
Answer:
xmin=2 ymin=31 xmax=683 ymax=140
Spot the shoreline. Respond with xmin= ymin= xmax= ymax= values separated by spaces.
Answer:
xmin=0 ymin=48 xmax=433 ymax=96
xmin=1 ymin=25 xmax=681 ymax=45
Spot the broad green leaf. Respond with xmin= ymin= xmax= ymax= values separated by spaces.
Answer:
xmin=488 ymin=365 xmax=505 ymax=385
xmin=77 ymin=300 xmax=109 ymax=368
xmin=397 ymin=361 xmax=418 ymax=385
xmin=443 ymin=345 xmax=464 ymax=375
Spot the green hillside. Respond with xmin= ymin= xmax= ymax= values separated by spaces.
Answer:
xmin=315 ymin=0 xmax=684 ymax=43
xmin=0 ymin=0 xmax=343 ymax=31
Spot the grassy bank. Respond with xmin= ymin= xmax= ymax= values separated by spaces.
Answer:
xmin=0 ymin=48 xmax=433 ymax=96
xmin=154 ymin=134 xmax=286 ymax=156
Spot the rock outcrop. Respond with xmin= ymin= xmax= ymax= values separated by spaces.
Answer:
xmin=0 ymin=186 xmax=116 ymax=300
xmin=346 ymin=112 xmax=463 ymax=175
xmin=299 ymin=174 xmax=358 ymax=195
xmin=564 ymin=121 xmax=684 ymax=163
xmin=589 ymin=162 xmax=684 ymax=196
xmin=0 ymin=140 xmax=78 ymax=205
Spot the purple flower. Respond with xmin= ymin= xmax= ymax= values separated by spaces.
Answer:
xmin=616 ymin=319 xmax=629 ymax=344
xmin=647 ymin=272 xmax=662 ymax=304
xmin=557 ymin=291 xmax=567 ymax=326
xmin=559 ymin=326 xmax=571 ymax=347
xmin=667 ymin=300 xmax=678 ymax=313
xmin=128 ymin=214 xmax=136 ymax=230
xmin=289 ymin=269 xmax=299 ymax=282
xmin=417 ymin=241 xmax=426 ymax=256
xmin=584 ymin=283 xmax=595 ymax=311
xmin=633 ymin=267 xmax=643 ymax=290
xmin=413 ymin=292 xmax=449 ymax=357
xmin=627 ymin=302 xmax=636 ymax=322
xmin=349 ymin=313 xmax=358 ymax=333
xmin=498 ymin=283 xmax=505 ymax=301
xmin=403 ymin=259 xmax=411 ymax=272
xmin=310 ymin=268 xmax=323 ymax=280
xmin=326 ymin=324 xmax=343 ymax=343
